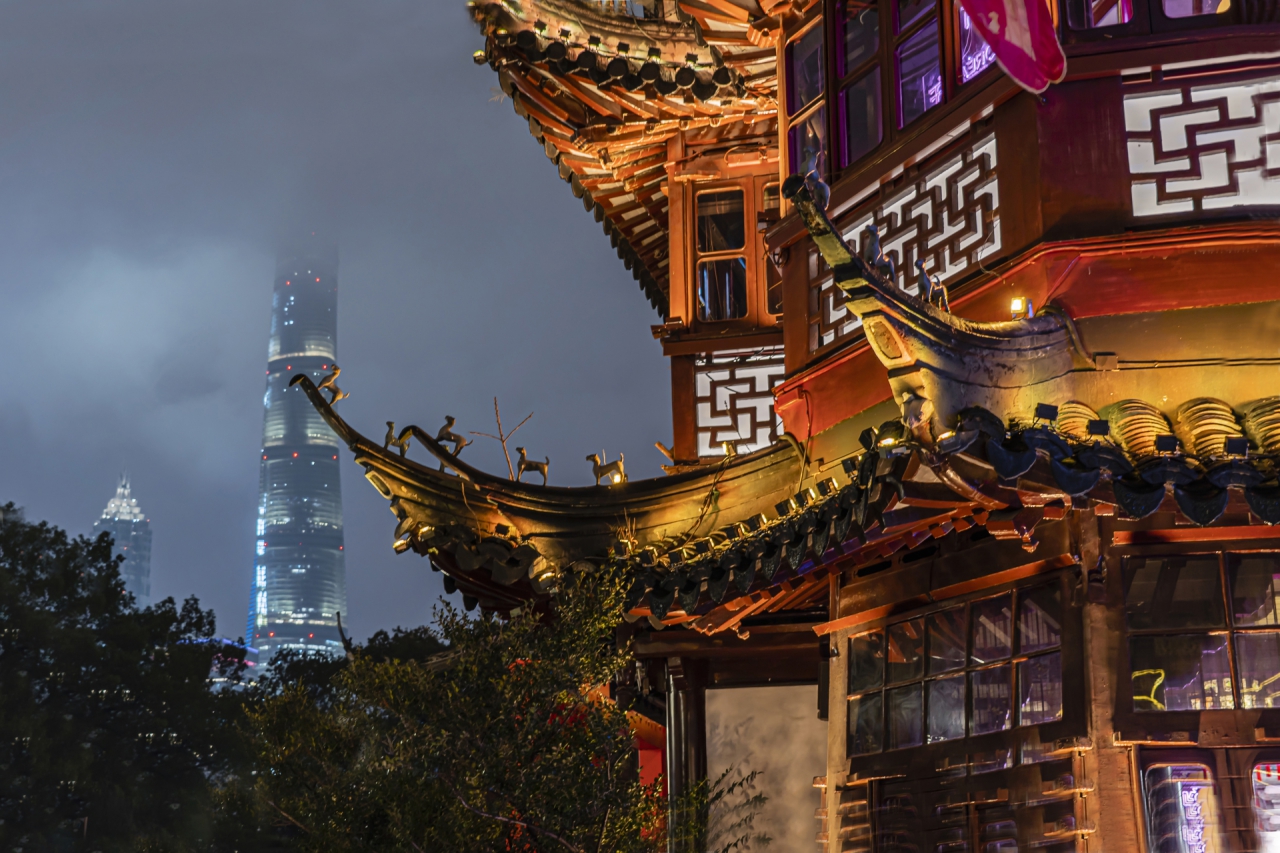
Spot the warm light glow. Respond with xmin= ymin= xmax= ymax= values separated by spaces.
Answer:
xmin=936 ymin=430 xmax=955 ymax=441
xmin=878 ymin=436 xmax=897 ymax=447
xmin=611 ymin=473 xmax=622 ymax=483
xmin=1010 ymin=297 xmax=1025 ymax=313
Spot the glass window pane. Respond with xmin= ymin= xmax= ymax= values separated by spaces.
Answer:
xmin=958 ymin=9 xmax=996 ymax=83
xmin=1125 ymin=556 xmax=1225 ymax=630
xmin=928 ymin=607 xmax=966 ymax=674
xmin=1019 ymin=583 xmax=1062 ymax=653
xmin=1143 ymin=766 xmax=1224 ymax=853
xmin=1236 ymin=633 xmax=1280 ymax=709
xmin=695 ymin=190 xmax=745 ymax=253
xmin=785 ymin=25 xmax=824 ymax=116
xmin=1252 ymin=763 xmax=1280 ymax=847
xmin=1229 ymin=555 xmax=1280 ymax=626
xmin=1163 ymin=0 xmax=1227 ymax=16
xmin=840 ymin=68 xmax=882 ymax=168
xmin=848 ymin=692 xmax=883 ymax=755
xmin=897 ymin=0 xmax=935 ymax=31
xmin=971 ymin=594 xmax=1013 ymax=665
xmin=970 ymin=665 xmax=1012 ymax=735
xmin=1018 ymin=652 xmax=1063 ymax=726
xmin=927 ymin=674 xmax=965 ymax=743
xmin=840 ymin=0 xmax=879 ymax=76
xmin=849 ymin=630 xmax=885 ymax=694
xmin=887 ymin=618 xmax=924 ymax=683
xmin=1065 ymin=0 xmax=1135 ymax=26
xmin=887 ymin=683 xmax=923 ymax=749
xmin=896 ymin=20 xmax=943 ymax=127
xmin=695 ymin=258 xmax=747 ymax=322
xmin=1129 ymin=634 xmax=1234 ymax=711
xmin=787 ymin=105 xmax=828 ymax=176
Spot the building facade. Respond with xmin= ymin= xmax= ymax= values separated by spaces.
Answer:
xmin=290 ymin=2 xmax=1280 ymax=850
xmin=93 ymin=475 xmax=152 ymax=607
xmin=246 ymin=238 xmax=348 ymax=663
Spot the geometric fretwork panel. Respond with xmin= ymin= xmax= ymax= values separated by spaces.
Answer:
xmin=808 ymin=248 xmax=860 ymax=351
xmin=1124 ymin=73 xmax=1280 ymax=217
xmin=811 ymin=133 xmax=1001 ymax=353
xmin=694 ymin=346 xmax=786 ymax=457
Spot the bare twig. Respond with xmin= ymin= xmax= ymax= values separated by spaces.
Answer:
xmin=442 ymin=780 xmax=582 ymax=853
xmin=468 ymin=397 xmax=533 ymax=480
xmin=266 ymin=800 xmax=313 ymax=835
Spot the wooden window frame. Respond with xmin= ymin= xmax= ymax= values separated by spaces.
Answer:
xmin=1120 ymin=549 xmax=1280 ymax=717
xmin=686 ymin=178 xmax=776 ymax=332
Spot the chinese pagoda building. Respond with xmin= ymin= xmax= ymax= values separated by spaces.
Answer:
xmin=295 ymin=0 xmax=1280 ymax=849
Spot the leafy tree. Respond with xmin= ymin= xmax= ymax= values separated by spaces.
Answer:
xmin=243 ymin=565 xmax=667 ymax=853
xmin=0 ymin=504 xmax=248 ymax=853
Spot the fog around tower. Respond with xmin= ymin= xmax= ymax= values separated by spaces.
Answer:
xmin=0 ymin=2 xmax=671 ymax=642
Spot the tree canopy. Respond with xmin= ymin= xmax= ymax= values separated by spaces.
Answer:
xmin=0 ymin=504 xmax=247 ymax=853
xmin=243 ymin=566 xmax=666 ymax=853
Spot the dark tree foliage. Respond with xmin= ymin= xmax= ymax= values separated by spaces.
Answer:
xmin=242 ymin=565 xmax=667 ymax=853
xmin=0 ymin=504 xmax=247 ymax=853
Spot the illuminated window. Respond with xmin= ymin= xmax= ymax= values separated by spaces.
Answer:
xmin=1142 ymin=765 xmax=1225 ymax=853
xmin=694 ymin=190 xmax=748 ymax=322
xmin=785 ymin=24 xmax=824 ymax=117
xmin=957 ymin=9 xmax=996 ymax=83
xmin=1065 ymin=0 xmax=1134 ymax=27
xmin=897 ymin=19 xmax=943 ymax=126
xmin=847 ymin=581 xmax=1064 ymax=756
xmin=1125 ymin=553 xmax=1280 ymax=711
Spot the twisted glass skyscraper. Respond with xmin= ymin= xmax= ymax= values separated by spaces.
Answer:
xmin=246 ymin=238 xmax=348 ymax=662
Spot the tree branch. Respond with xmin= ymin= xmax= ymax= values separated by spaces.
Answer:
xmin=266 ymin=800 xmax=312 ymax=835
xmin=442 ymin=780 xmax=582 ymax=853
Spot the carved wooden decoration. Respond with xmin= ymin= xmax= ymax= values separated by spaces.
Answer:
xmin=694 ymin=346 xmax=787 ymax=457
xmin=810 ymin=133 xmax=1001 ymax=354
xmin=1124 ymin=71 xmax=1280 ymax=217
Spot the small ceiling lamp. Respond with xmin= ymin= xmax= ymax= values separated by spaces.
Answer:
xmin=1010 ymin=296 xmax=1034 ymax=320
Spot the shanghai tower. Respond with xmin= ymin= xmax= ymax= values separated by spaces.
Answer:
xmin=246 ymin=236 xmax=348 ymax=662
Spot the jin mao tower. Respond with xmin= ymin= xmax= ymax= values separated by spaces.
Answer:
xmin=93 ymin=475 xmax=152 ymax=606
xmin=246 ymin=237 xmax=348 ymax=662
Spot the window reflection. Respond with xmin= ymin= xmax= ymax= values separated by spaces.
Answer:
xmin=788 ymin=106 xmax=828 ymax=176
xmin=1163 ymin=0 xmax=1230 ymax=15
xmin=1253 ymin=764 xmax=1280 ymax=849
xmin=1018 ymin=652 xmax=1063 ymax=725
xmin=1126 ymin=556 xmax=1225 ymax=630
xmin=970 ymin=664 xmax=1012 ymax=734
xmin=1020 ymin=584 xmax=1063 ymax=653
xmin=848 ymin=692 xmax=883 ymax=755
xmin=897 ymin=0 xmax=935 ymax=30
xmin=928 ymin=607 xmax=966 ymax=674
xmin=887 ymin=618 xmax=924 ymax=683
xmin=897 ymin=20 xmax=943 ymax=126
xmin=1236 ymin=632 xmax=1280 ymax=709
xmin=887 ymin=684 xmax=923 ymax=749
xmin=1065 ymin=0 xmax=1134 ymax=27
xmin=695 ymin=190 xmax=745 ymax=253
xmin=841 ymin=0 xmax=879 ymax=75
xmin=1230 ymin=555 xmax=1280 ymax=626
xmin=927 ymin=674 xmax=965 ymax=742
xmin=958 ymin=9 xmax=996 ymax=83
xmin=840 ymin=69 xmax=882 ymax=168
xmin=695 ymin=258 xmax=748 ymax=321
xmin=786 ymin=25 xmax=824 ymax=116
xmin=971 ymin=594 xmax=1013 ymax=665
xmin=1143 ymin=765 xmax=1224 ymax=853
xmin=1129 ymin=634 xmax=1234 ymax=711
xmin=849 ymin=629 xmax=886 ymax=694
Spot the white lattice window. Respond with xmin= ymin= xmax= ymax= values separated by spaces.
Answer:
xmin=1123 ymin=73 xmax=1280 ymax=217
xmin=811 ymin=133 xmax=1000 ymax=353
xmin=694 ymin=346 xmax=787 ymax=457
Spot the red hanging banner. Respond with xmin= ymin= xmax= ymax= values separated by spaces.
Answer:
xmin=958 ymin=0 xmax=1067 ymax=93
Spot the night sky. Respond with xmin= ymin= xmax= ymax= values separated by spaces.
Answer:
xmin=0 ymin=3 xmax=672 ymax=643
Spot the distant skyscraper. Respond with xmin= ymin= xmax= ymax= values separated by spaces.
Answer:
xmin=94 ymin=475 xmax=152 ymax=606
xmin=246 ymin=236 xmax=348 ymax=662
